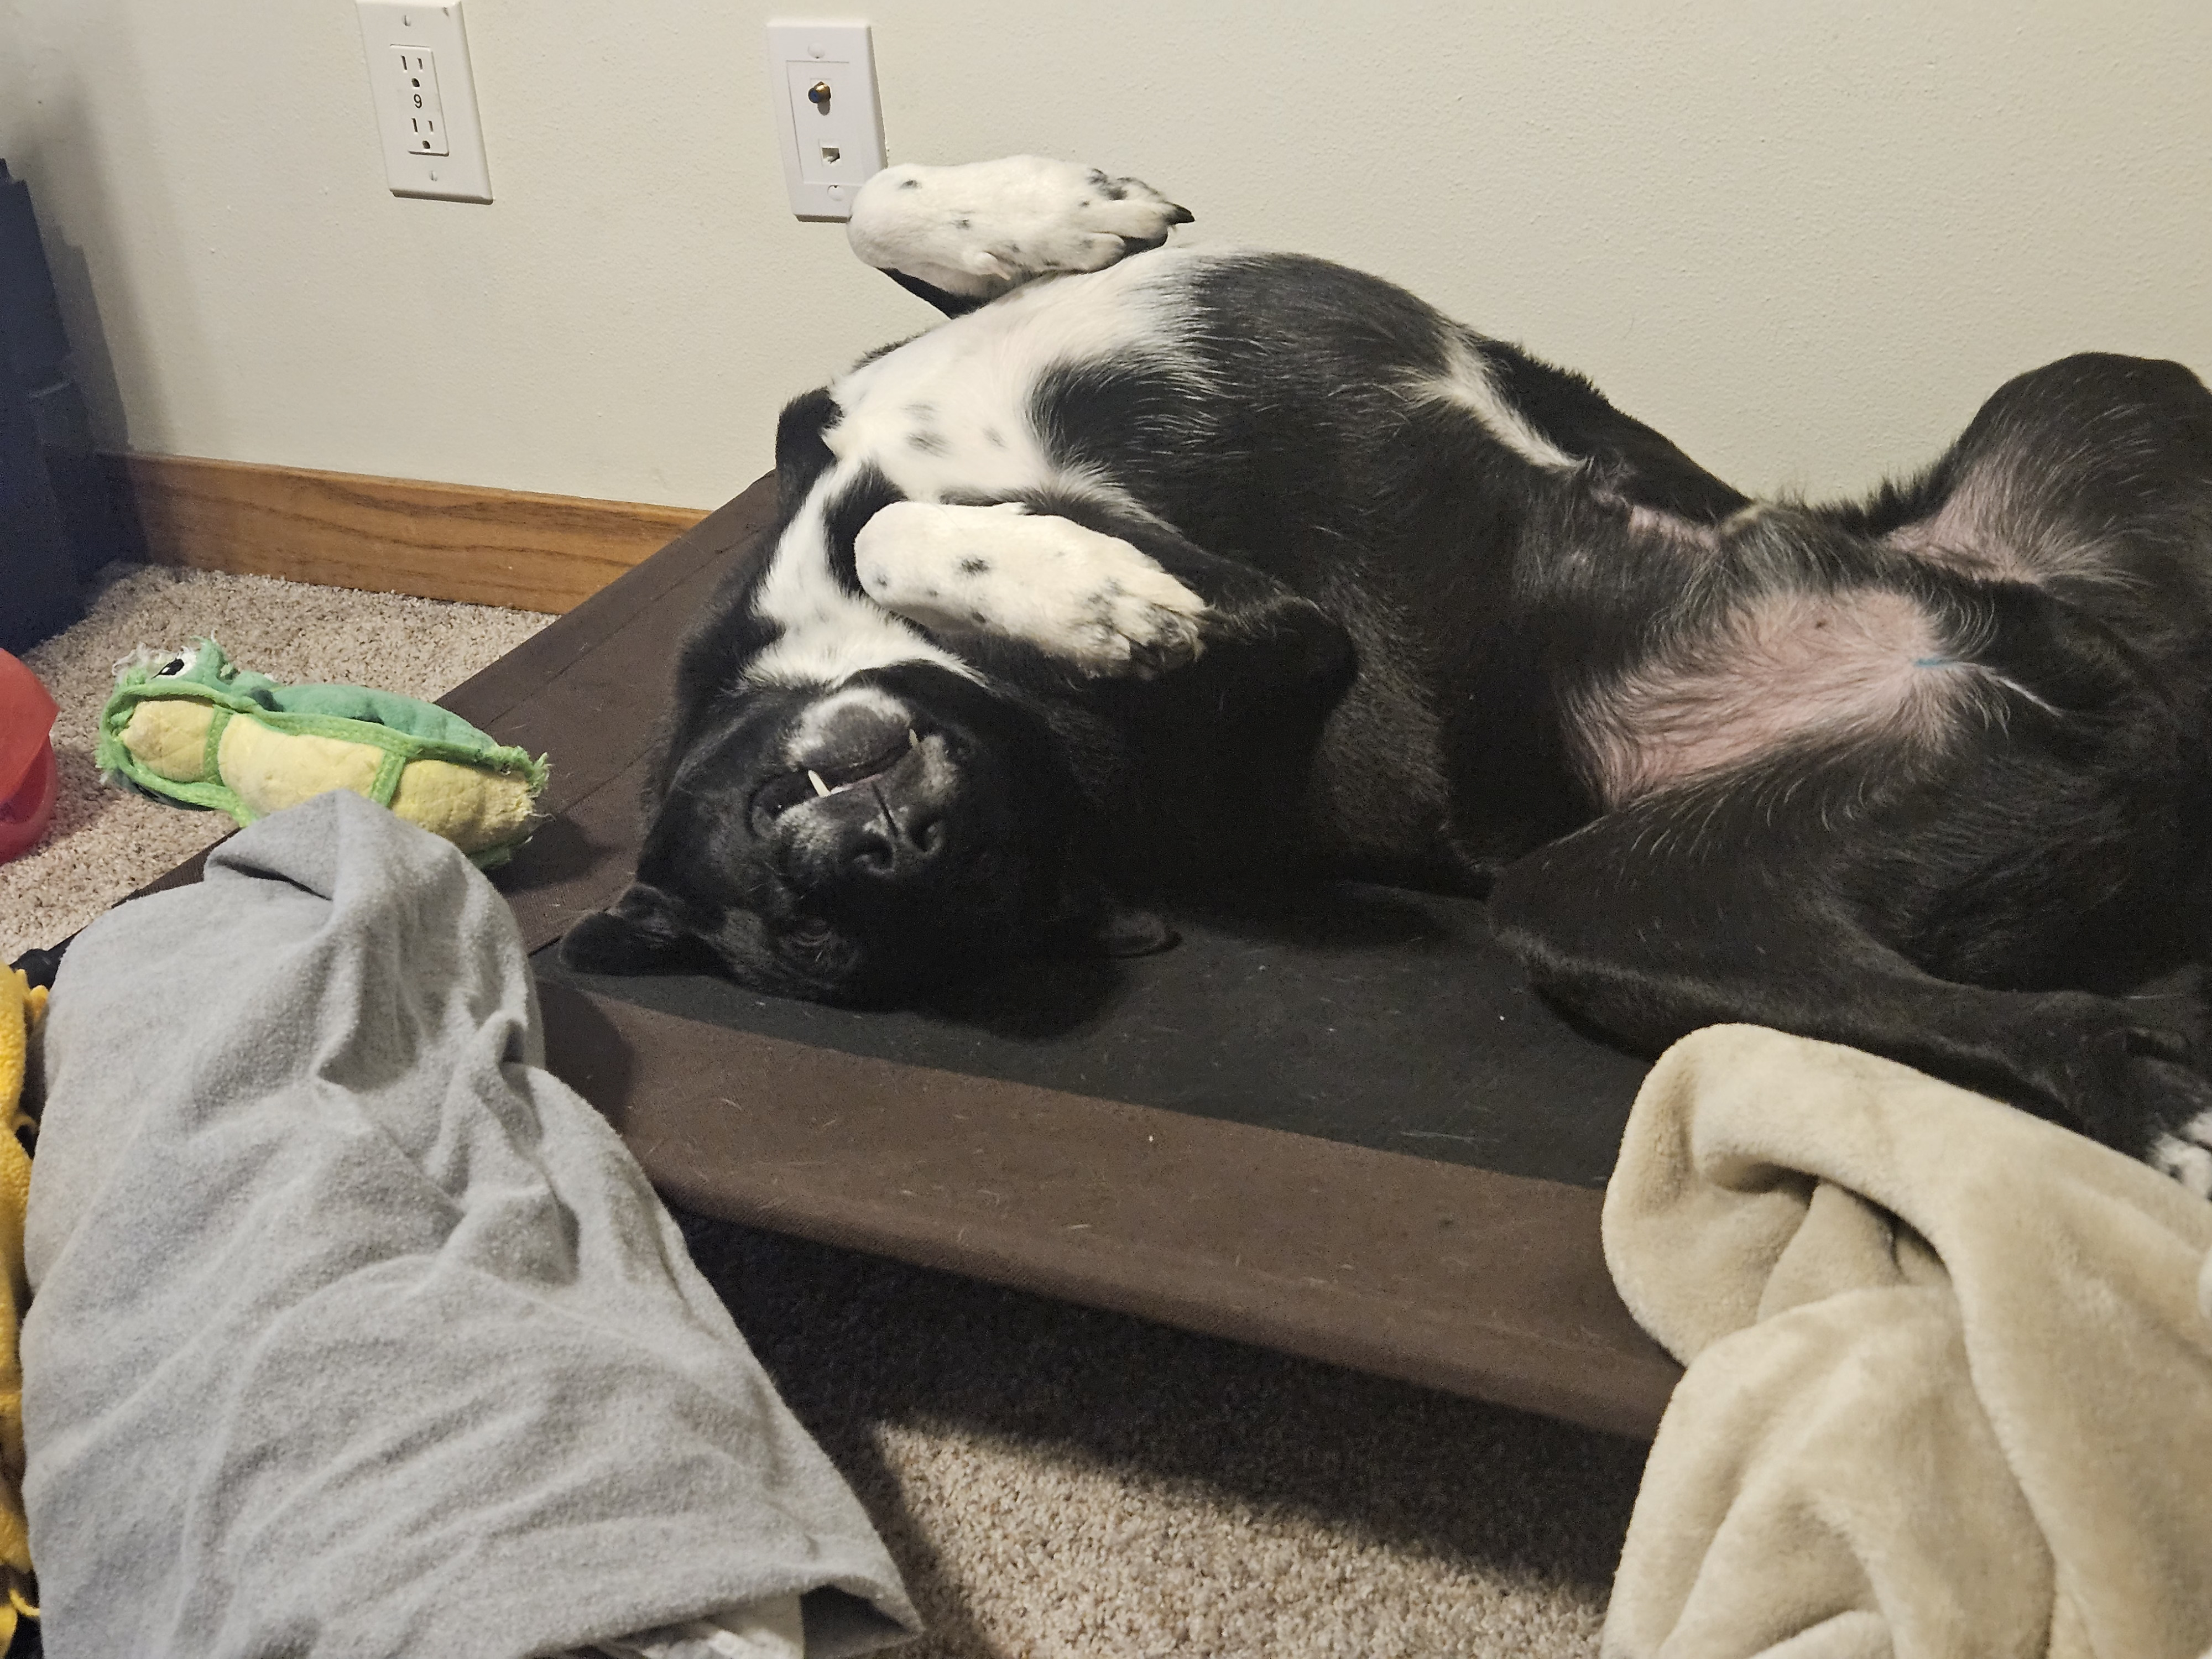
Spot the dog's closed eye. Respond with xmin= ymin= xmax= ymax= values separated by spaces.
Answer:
xmin=782 ymin=917 xmax=836 ymax=949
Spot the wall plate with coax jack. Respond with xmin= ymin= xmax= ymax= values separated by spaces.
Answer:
xmin=356 ymin=1 xmax=493 ymax=202
xmin=765 ymin=22 xmax=887 ymax=220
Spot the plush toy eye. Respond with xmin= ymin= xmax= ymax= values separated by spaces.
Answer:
xmin=156 ymin=656 xmax=186 ymax=677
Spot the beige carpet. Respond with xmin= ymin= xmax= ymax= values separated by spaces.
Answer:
xmin=5 ymin=564 xmax=1648 ymax=1657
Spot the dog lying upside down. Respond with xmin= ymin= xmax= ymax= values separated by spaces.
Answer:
xmin=565 ymin=156 xmax=2212 ymax=1189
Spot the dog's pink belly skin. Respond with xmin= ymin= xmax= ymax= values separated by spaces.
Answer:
xmin=1578 ymin=586 xmax=1986 ymax=806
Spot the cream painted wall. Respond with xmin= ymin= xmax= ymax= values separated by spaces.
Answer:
xmin=2 ymin=1 xmax=2208 ymax=509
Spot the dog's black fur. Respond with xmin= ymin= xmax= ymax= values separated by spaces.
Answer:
xmin=566 ymin=175 xmax=2212 ymax=1182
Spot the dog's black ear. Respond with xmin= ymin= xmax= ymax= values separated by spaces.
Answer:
xmin=1094 ymin=906 xmax=1179 ymax=958
xmin=560 ymin=883 xmax=709 ymax=975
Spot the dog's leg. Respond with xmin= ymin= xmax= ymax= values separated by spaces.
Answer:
xmin=1490 ymin=800 xmax=2212 ymax=1191
xmin=852 ymin=495 xmax=1358 ymax=703
xmin=853 ymin=500 xmax=1212 ymax=677
xmin=848 ymin=157 xmax=1192 ymax=314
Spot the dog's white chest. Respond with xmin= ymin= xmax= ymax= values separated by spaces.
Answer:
xmin=745 ymin=252 xmax=1200 ymax=689
xmin=822 ymin=250 xmax=1192 ymax=502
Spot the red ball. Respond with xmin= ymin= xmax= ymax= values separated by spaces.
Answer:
xmin=0 ymin=650 xmax=59 ymax=863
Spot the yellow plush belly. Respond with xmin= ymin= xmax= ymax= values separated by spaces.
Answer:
xmin=118 ymin=702 xmax=538 ymax=855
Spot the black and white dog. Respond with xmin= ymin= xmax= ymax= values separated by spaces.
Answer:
xmin=565 ymin=156 xmax=2212 ymax=1190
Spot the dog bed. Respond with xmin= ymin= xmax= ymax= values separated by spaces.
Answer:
xmin=139 ymin=476 xmax=1682 ymax=1439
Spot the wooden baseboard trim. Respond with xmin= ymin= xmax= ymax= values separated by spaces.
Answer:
xmin=108 ymin=452 xmax=714 ymax=614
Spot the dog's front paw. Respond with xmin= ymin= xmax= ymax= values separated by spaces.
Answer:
xmin=855 ymin=502 xmax=1208 ymax=678
xmin=1048 ymin=549 xmax=1211 ymax=679
xmin=849 ymin=156 xmax=1192 ymax=301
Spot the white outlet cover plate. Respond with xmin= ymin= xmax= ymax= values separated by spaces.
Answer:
xmin=357 ymin=1 xmax=492 ymax=202
xmin=765 ymin=20 xmax=887 ymax=220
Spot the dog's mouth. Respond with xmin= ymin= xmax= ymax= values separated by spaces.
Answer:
xmin=750 ymin=727 xmax=925 ymax=827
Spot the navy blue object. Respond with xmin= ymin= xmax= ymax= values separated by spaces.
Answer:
xmin=2 ymin=159 xmax=128 ymax=652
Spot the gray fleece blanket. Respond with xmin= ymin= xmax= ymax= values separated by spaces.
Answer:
xmin=21 ymin=790 xmax=919 ymax=1659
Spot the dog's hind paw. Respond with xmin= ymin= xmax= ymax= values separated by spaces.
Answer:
xmin=2107 ymin=1042 xmax=2212 ymax=1198
xmin=850 ymin=156 xmax=1192 ymax=301
xmin=2150 ymin=1108 xmax=2212 ymax=1197
xmin=855 ymin=501 xmax=1209 ymax=679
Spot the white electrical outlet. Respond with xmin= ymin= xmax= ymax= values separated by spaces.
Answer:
xmin=765 ymin=22 xmax=887 ymax=220
xmin=393 ymin=48 xmax=449 ymax=156
xmin=357 ymin=2 xmax=491 ymax=202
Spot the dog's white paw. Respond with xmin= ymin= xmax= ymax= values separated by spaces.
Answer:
xmin=2151 ymin=1108 xmax=2212 ymax=1198
xmin=855 ymin=501 xmax=1208 ymax=678
xmin=849 ymin=156 xmax=1192 ymax=301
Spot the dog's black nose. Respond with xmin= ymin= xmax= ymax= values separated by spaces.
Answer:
xmin=836 ymin=791 xmax=946 ymax=879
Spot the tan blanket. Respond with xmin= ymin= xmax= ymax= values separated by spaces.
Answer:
xmin=1601 ymin=1025 xmax=2212 ymax=1659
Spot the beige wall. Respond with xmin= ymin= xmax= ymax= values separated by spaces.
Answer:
xmin=3 ymin=1 xmax=2208 ymax=509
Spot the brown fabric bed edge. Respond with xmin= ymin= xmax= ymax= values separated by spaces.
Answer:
xmin=540 ymin=979 xmax=1678 ymax=1441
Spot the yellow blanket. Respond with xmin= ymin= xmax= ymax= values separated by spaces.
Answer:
xmin=1603 ymin=1025 xmax=2212 ymax=1658
xmin=0 ymin=969 xmax=40 ymax=1646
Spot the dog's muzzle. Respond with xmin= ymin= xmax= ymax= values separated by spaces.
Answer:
xmin=751 ymin=694 xmax=966 ymax=896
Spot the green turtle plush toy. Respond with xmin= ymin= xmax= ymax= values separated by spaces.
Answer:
xmin=98 ymin=641 xmax=549 ymax=868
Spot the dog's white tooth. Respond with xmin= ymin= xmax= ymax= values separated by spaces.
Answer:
xmin=907 ymin=728 xmax=920 ymax=750
xmin=808 ymin=769 xmax=832 ymax=797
